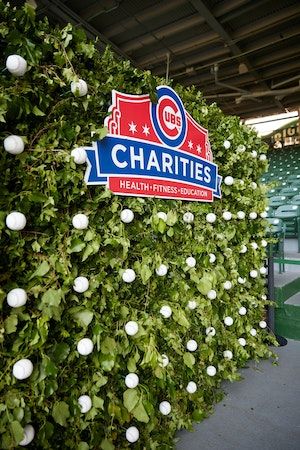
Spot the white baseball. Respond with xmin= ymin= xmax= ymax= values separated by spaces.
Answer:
xmin=126 ymin=426 xmax=139 ymax=443
xmin=250 ymin=270 xmax=258 ymax=278
xmin=224 ymin=176 xmax=234 ymax=186
xmin=122 ymin=269 xmax=136 ymax=283
xmin=206 ymin=213 xmax=216 ymax=223
xmin=223 ymin=350 xmax=233 ymax=360
xmin=4 ymin=135 xmax=25 ymax=154
xmin=250 ymin=328 xmax=257 ymax=337
xmin=183 ymin=212 xmax=194 ymax=223
xmin=160 ymin=305 xmax=172 ymax=318
xmin=240 ymin=245 xmax=247 ymax=253
xmin=73 ymin=276 xmax=89 ymax=293
xmin=238 ymin=337 xmax=246 ymax=346
xmin=187 ymin=300 xmax=197 ymax=310
xmin=223 ymin=140 xmax=231 ymax=149
xmin=157 ymin=212 xmax=167 ymax=222
xmin=71 ymin=147 xmax=87 ymax=164
xmin=78 ymin=395 xmax=92 ymax=413
xmin=207 ymin=290 xmax=217 ymax=300
xmin=237 ymin=211 xmax=245 ymax=219
xmin=7 ymin=288 xmax=27 ymax=308
xmin=186 ymin=381 xmax=197 ymax=393
xmin=13 ymin=359 xmax=33 ymax=380
xmin=156 ymin=264 xmax=168 ymax=276
xmin=6 ymin=212 xmax=26 ymax=230
xmin=224 ymin=316 xmax=233 ymax=326
xmin=159 ymin=401 xmax=171 ymax=415
xmin=259 ymin=320 xmax=267 ymax=329
xmin=71 ymin=79 xmax=88 ymax=96
xmin=239 ymin=306 xmax=247 ymax=316
xmin=6 ymin=55 xmax=27 ymax=76
xmin=206 ymin=327 xmax=216 ymax=336
xmin=125 ymin=373 xmax=139 ymax=388
xmin=222 ymin=211 xmax=232 ymax=221
xmin=72 ymin=214 xmax=89 ymax=229
xmin=209 ymin=253 xmax=216 ymax=263
xmin=121 ymin=209 xmax=134 ymax=223
xmin=186 ymin=256 xmax=196 ymax=268
xmin=19 ymin=424 xmax=35 ymax=446
xmin=160 ymin=354 xmax=169 ymax=367
xmin=186 ymin=339 xmax=198 ymax=351
xmin=77 ymin=338 xmax=94 ymax=355
xmin=249 ymin=212 xmax=257 ymax=219
xmin=223 ymin=281 xmax=232 ymax=290
xmin=206 ymin=365 xmax=217 ymax=376
xmin=125 ymin=321 xmax=139 ymax=336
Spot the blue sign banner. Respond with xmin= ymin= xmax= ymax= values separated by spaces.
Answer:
xmin=86 ymin=135 xmax=219 ymax=192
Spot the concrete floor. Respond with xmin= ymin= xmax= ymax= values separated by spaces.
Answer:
xmin=176 ymin=340 xmax=300 ymax=450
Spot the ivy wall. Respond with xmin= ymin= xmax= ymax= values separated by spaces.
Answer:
xmin=0 ymin=2 xmax=275 ymax=449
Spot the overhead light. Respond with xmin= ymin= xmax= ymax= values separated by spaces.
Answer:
xmin=186 ymin=66 xmax=194 ymax=73
xmin=238 ymin=63 xmax=248 ymax=74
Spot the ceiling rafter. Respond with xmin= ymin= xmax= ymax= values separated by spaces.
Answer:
xmin=37 ymin=0 xmax=132 ymax=61
xmin=35 ymin=0 xmax=300 ymax=118
xmin=189 ymin=0 xmax=284 ymax=110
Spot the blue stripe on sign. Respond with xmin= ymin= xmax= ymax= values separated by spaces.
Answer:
xmin=95 ymin=136 xmax=217 ymax=191
xmin=85 ymin=149 xmax=107 ymax=184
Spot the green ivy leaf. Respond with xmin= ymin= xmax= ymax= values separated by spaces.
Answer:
xmin=33 ymin=105 xmax=45 ymax=116
xmin=41 ymin=288 xmax=62 ymax=306
xmin=67 ymin=238 xmax=86 ymax=253
xmin=123 ymin=389 xmax=139 ymax=412
xmin=158 ymin=220 xmax=166 ymax=233
xmin=4 ymin=315 xmax=18 ymax=334
xmin=132 ymin=400 xmax=150 ymax=423
xmin=52 ymin=401 xmax=70 ymax=427
xmin=10 ymin=421 xmax=24 ymax=445
xmin=183 ymin=353 xmax=195 ymax=369
xmin=50 ymin=343 xmax=70 ymax=363
xmin=197 ymin=275 xmax=212 ymax=294
xmin=73 ymin=310 xmax=94 ymax=327
xmin=101 ymin=337 xmax=116 ymax=354
xmin=78 ymin=443 xmax=89 ymax=450
xmin=173 ymin=310 xmax=190 ymax=328
xmin=30 ymin=261 xmax=50 ymax=279
xmin=100 ymin=354 xmax=115 ymax=371
xmin=92 ymin=395 xmax=104 ymax=410
xmin=101 ymin=438 xmax=115 ymax=450
xmin=140 ymin=264 xmax=152 ymax=284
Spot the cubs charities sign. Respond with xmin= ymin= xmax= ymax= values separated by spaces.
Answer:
xmin=85 ymin=86 xmax=222 ymax=201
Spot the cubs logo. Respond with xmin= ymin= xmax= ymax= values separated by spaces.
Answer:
xmin=151 ymin=86 xmax=187 ymax=148
xmin=84 ymin=85 xmax=222 ymax=202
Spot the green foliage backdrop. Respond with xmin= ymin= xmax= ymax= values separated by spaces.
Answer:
xmin=0 ymin=3 xmax=275 ymax=449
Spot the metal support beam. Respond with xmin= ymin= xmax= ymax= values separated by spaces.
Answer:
xmin=36 ymin=0 xmax=132 ymax=61
xmin=189 ymin=0 xmax=285 ymax=110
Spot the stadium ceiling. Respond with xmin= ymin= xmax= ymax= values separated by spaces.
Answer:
xmin=34 ymin=0 xmax=300 ymax=119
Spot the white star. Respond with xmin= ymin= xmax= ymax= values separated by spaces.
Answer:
xmin=188 ymin=140 xmax=193 ymax=149
xmin=142 ymin=124 xmax=150 ymax=136
xmin=128 ymin=121 xmax=137 ymax=134
xmin=196 ymin=144 xmax=202 ymax=154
